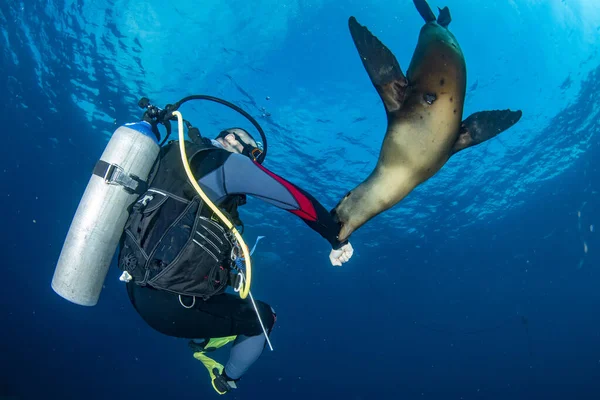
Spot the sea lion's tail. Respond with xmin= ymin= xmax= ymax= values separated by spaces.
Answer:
xmin=413 ymin=0 xmax=436 ymax=22
xmin=437 ymin=7 xmax=451 ymax=28
xmin=413 ymin=0 xmax=452 ymax=28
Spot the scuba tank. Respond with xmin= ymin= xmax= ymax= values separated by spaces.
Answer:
xmin=52 ymin=95 xmax=269 ymax=307
xmin=51 ymin=121 xmax=160 ymax=306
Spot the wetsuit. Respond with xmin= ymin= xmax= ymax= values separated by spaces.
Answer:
xmin=126 ymin=141 xmax=344 ymax=379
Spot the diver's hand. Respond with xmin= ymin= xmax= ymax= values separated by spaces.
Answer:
xmin=329 ymin=242 xmax=354 ymax=266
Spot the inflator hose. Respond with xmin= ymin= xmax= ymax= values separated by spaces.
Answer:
xmin=172 ymin=111 xmax=252 ymax=299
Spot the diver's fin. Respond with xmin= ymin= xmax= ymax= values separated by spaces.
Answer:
xmin=188 ymin=336 xmax=236 ymax=353
xmin=212 ymin=368 xmax=238 ymax=394
xmin=192 ymin=351 xmax=238 ymax=394
xmin=188 ymin=339 xmax=210 ymax=353
xmin=413 ymin=0 xmax=436 ymax=23
xmin=437 ymin=6 xmax=451 ymax=27
xmin=451 ymin=109 xmax=523 ymax=155
xmin=348 ymin=16 xmax=408 ymax=113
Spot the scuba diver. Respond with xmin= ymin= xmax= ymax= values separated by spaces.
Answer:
xmin=51 ymin=94 xmax=354 ymax=394
xmin=114 ymin=98 xmax=355 ymax=394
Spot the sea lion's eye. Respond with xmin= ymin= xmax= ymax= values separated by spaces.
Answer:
xmin=423 ymin=93 xmax=437 ymax=105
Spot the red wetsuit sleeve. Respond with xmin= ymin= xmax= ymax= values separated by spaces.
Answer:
xmin=220 ymin=154 xmax=345 ymax=249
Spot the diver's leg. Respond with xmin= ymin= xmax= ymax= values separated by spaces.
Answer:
xmin=126 ymin=282 xmax=230 ymax=338
xmin=126 ymin=282 xmax=276 ymax=339
xmin=127 ymin=282 xmax=276 ymax=391
xmin=216 ymin=296 xmax=276 ymax=379
xmin=225 ymin=331 xmax=271 ymax=379
xmin=126 ymin=282 xmax=274 ymax=338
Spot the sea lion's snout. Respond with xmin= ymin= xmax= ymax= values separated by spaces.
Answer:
xmin=331 ymin=191 xmax=355 ymax=242
xmin=331 ymin=191 xmax=351 ymax=223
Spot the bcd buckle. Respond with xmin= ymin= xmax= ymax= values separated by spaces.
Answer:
xmin=229 ymin=271 xmax=242 ymax=291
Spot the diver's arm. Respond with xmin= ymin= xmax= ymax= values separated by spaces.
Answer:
xmin=221 ymin=153 xmax=346 ymax=249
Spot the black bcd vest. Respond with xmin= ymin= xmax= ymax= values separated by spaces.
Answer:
xmin=117 ymin=139 xmax=245 ymax=300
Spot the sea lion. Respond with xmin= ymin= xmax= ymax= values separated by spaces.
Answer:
xmin=331 ymin=0 xmax=523 ymax=242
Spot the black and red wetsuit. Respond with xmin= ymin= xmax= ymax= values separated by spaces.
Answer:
xmin=126 ymin=143 xmax=343 ymax=380
xmin=190 ymin=148 xmax=344 ymax=249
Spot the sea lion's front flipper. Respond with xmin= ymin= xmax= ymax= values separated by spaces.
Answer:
xmin=451 ymin=109 xmax=523 ymax=155
xmin=348 ymin=16 xmax=408 ymax=113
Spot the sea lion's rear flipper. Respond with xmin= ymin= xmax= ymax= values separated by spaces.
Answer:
xmin=413 ymin=0 xmax=436 ymax=23
xmin=348 ymin=16 xmax=408 ymax=113
xmin=451 ymin=109 xmax=523 ymax=155
xmin=437 ymin=6 xmax=451 ymax=27
xmin=413 ymin=1 xmax=451 ymax=27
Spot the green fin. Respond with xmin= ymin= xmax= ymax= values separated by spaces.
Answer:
xmin=451 ymin=109 xmax=523 ymax=155
xmin=188 ymin=335 xmax=236 ymax=353
xmin=191 ymin=336 xmax=238 ymax=395
xmin=437 ymin=6 xmax=451 ymax=27
xmin=204 ymin=336 xmax=237 ymax=351
xmin=348 ymin=16 xmax=408 ymax=113
xmin=193 ymin=351 xmax=228 ymax=394
xmin=413 ymin=0 xmax=436 ymax=23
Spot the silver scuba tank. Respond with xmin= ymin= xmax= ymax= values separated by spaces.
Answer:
xmin=51 ymin=121 xmax=160 ymax=306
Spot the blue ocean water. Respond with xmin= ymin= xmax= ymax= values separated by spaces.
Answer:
xmin=1 ymin=0 xmax=599 ymax=399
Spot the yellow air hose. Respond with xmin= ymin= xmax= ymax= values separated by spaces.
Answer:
xmin=172 ymin=111 xmax=251 ymax=299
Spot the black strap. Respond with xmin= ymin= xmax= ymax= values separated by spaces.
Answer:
xmin=92 ymin=159 xmax=110 ymax=179
xmin=228 ymin=270 xmax=241 ymax=290
xmin=93 ymin=159 xmax=148 ymax=195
